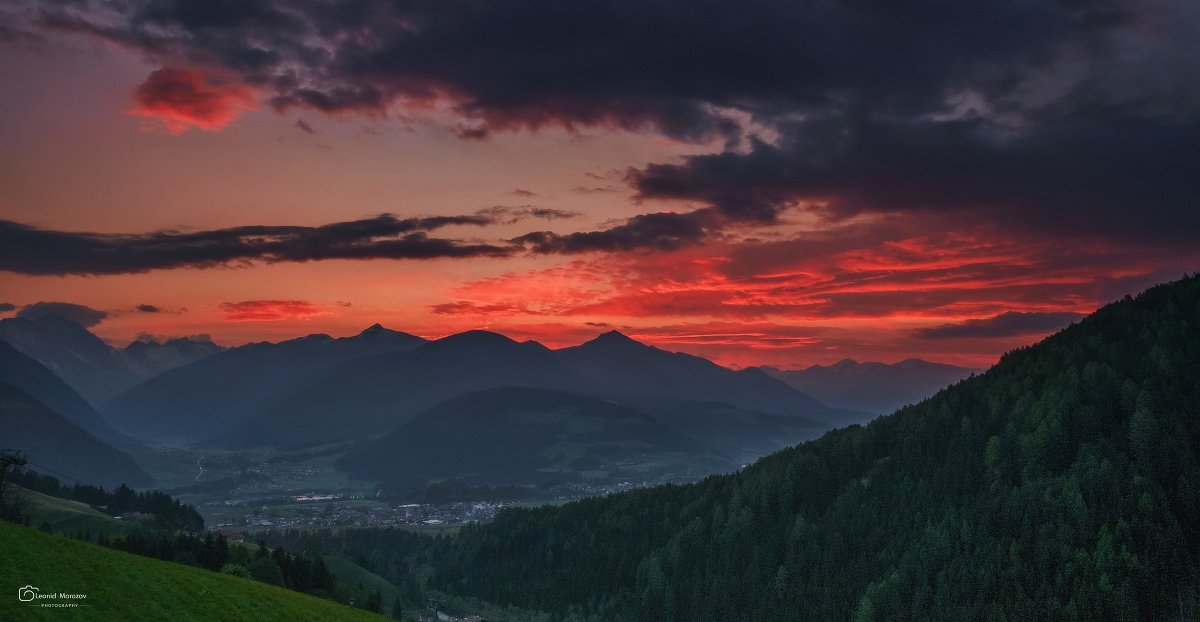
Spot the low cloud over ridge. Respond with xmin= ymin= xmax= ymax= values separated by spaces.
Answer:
xmin=914 ymin=311 xmax=1086 ymax=340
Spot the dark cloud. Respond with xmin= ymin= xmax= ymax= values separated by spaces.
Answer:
xmin=135 ymin=331 xmax=215 ymax=344
xmin=0 ymin=206 xmax=708 ymax=275
xmin=26 ymin=0 xmax=1194 ymax=249
xmin=474 ymin=206 xmax=580 ymax=225
xmin=570 ymin=186 xmax=618 ymax=195
xmin=913 ymin=311 xmax=1085 ymax=339
xmin=513 ymin=211 xmax=709 ymax=254
xmin=136 ymin=304 xmax=163 ymax=313
xmin=632 ymin=115 xmax=1200 ymax=239
xmin=17 ymin=302 xmax=109 ymax=327
xmin=0 ymin=213 xmax=510 ymax=275
xmin=294 ymin=118 xmax=316 ymax=134
xmin=32 ymin=0 xmax=1140 ymax=143
xmin=508 ymin=189 xmax=536 ymax=198
xmin=0 ymin=303 xmax=15 ymax=313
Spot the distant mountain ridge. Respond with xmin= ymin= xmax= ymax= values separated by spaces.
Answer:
xmin=118 ymin=336 xmax=225 ymax=379
xmin=0 ymin=314 xmax=222 ymax=405
xmin=761 ymin=357 xmax=978 ymax=416
xmin=104 ymin=325 xmax=428 ymax=443
xmin=103 ymin=327 xmax=857 ymax=449
xmin=559 ymin=331 xmax=858 ymax=424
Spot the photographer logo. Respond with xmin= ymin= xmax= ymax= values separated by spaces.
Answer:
xmin=15 ymin=584 xmax=88 ymax=607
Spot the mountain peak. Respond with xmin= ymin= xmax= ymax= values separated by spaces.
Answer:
xmin=31 ymin=313 xmax=95 ymax=334
xmin=432 ymin=330 xmax=517 ymax=348
xmin=588 ymin=330 xmax=645 ymax=347
xmin=355 ymin=323 xmax=400 ymax=339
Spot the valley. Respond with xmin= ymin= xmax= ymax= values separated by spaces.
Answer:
xmin=126 ymin=442 xmax=715 ymax=533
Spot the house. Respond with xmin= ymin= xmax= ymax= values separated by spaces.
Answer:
xmin=216 ymin=528 xmax=248 ymax=542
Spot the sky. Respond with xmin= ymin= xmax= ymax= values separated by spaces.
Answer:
xmin=1 ymin=0 xmax=1197 ymax=369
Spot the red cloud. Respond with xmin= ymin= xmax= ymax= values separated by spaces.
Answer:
xmin=218 ymin=300 xmax=333 ymax=322
xmin=130 ymin=67 xmax=258 ymax=134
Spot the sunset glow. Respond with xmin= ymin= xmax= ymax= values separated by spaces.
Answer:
xmin=2 ymin=0 xmax=1197 ymax=371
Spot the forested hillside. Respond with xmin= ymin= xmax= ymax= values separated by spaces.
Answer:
xmin=406 ymin=276 xmax=1200 ymax=620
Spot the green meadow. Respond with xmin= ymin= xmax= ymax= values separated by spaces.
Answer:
xmin=0 ymin=520 xmax=383 ymax=621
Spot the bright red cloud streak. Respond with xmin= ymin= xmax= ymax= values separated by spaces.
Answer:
xmin=129 ymin=67 xmax=257 ymax=134
xmin=218 ymin=300 xmax=333 ymax=322
xmin=413 ymin=227 xmax=1193 ymax=368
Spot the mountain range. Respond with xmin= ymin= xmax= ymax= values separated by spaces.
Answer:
xmin=0 ymin=314 xmax=222 ymax=405
xmin=761 ymin=358 xmax=979 ymax=415
xmin=1 ymin=312 xmax=982 ymax=495
xmin=104 ymin=325 xmax=427 ymax=443
xmin=105 ymin=328 xmax=856 ymax=453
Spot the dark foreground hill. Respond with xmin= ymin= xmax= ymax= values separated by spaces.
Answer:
xmin=338 ymin=387 xmax=732 ymax=493
xmin=407 ymin=275 xmax=1200 ymax=620
xmin=0 ymin=340 xmax=126 ymax=443
xmin=0 ymin=384 xmax=153 ymax=489
xmin=0 ymin=520 xmax=383 ymax=621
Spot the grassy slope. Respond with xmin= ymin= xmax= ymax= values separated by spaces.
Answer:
xmin=14 ymin=485 xmax=132 ymax=536
xmin=323 ymin=555 xmax=404 ymax=608
xmin=0 ymin=520 xmax=383 ymax=621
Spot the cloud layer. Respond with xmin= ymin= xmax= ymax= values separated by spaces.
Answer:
xmin=0 ymin=213 xmax=519 ymax=275
xmin=12 ymin=0 xmax=1192 ymax=251
xmin=16 ymin=302 xmax=109 ymax=327
xmin=129 ymin=67 xmax=258 ymax=133
xmin=913 ymin=311 xmax=1086 ymax=340
xmin=218 ymin=300 xmax=332 ymax=322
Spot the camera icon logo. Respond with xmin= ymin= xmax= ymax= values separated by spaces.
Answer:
xmin=18 ymin=585 xmax=39 ymax=602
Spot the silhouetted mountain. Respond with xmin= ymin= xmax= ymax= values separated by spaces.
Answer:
xmin=0 ymin=314 xmax=138 ymax=404
xmin=0 ymin=383 xmax=153 ymax=489
xmin=117 ymin=336 xmax=224 ymax=379
xmin=103 ymin=326 xmax=427 ymax=442
xmin=0 ymin=314 xmax=224 ymax=406
xmin=107 ymin=325 xmax=852 ymax=457
xmin=762 ymin=358 xmax=978 ymax=416
xmin=556 ymin=331 xmax=861 ymax=425
xmin=0 ymin=340 xmax=126 ymax=443
xmin=396 ymin=275 xmax=1200 ymax=621
xmin=338 ymin=387 xmax=731 ymax=493
xmin=224 ymin=330 xmax=586 ymax=448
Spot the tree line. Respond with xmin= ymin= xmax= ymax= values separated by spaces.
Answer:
xmin=4 ymin=467 xmax=205 ymax=531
